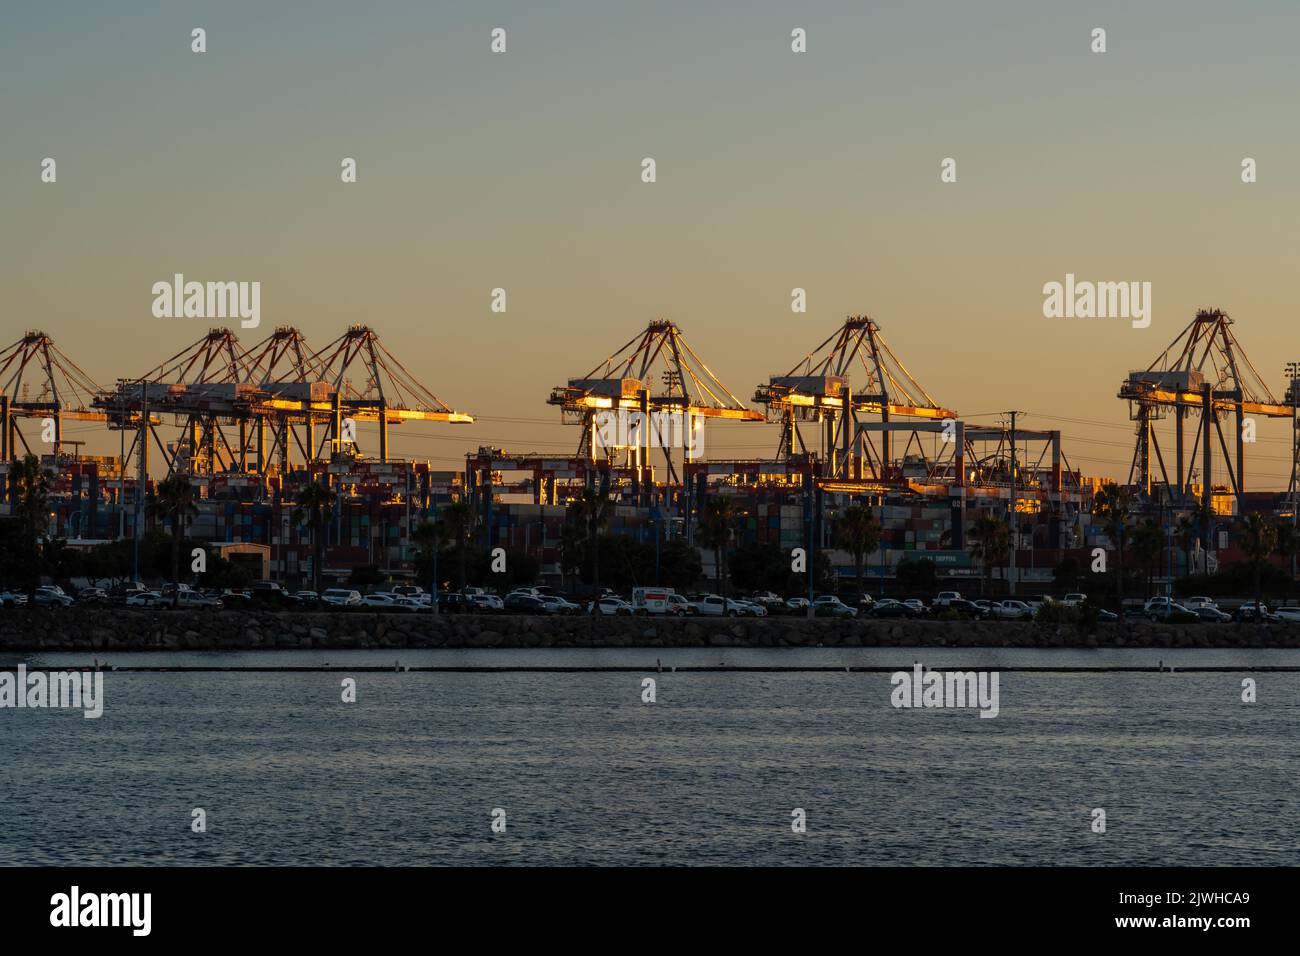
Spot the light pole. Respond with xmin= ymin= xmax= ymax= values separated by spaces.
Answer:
xmin=1002 ymin=411 xmax=1022 ymax=596
xmin=431 ymin=499 xmax=439 ymax=614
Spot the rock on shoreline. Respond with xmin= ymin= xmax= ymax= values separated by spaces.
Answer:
xmin=1 ymin=608 xmax=1299 ymax=651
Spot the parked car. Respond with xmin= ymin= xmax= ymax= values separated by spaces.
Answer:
xmin=1235 ymin=601 xmax=1271 ymax=623
xmin=437 ymin=592 xmax=473 ymax=613
xmin=539 ymin=594 xmax=581 ymax=615
xmin=390 ymin=585 xmax=424 ymax=598
xmin=469 ymin=593 xmax=504 ymax=612
xmin=33 ymin=586 xmax=74 ymax=608
xmin=870 ymin=599 xmax=917 ymax=619
xmin=291 ymin=590 xmax=320 ymax=606
xmin=901 ymin=599 xmax=929 ymax=616
xmin=989 ymin=600 xmax=1034 ymax=620
xmin=1061 ymin=593 xmax=1088 ymax=607
xmin=1096 ymin=608 xmax=1119 ymax=622
xmin=1182 ymin=596 xmax=1217 ymax=610
xmin=631 ymin=587 xmax=677 ymax=615
xmin=125 ymin=591 xmax=166 ymax=608
xmin=321 ymin=588 xmax=362 ymax=607
xmin=1194 ymin=605 xmax=1232 ymax=623
xmin=813 ymin=595 xmax=857 ymax=618
xmin=666 ymin=593 xmax=697 ymax=616
xmin=931 ymin=590 xmax=963 ymax=608
xmin=941 ymin=598 xmax=986 ymax=619
xmin=172 ymin=590 xmax=221 ymax=609
xmin=76 ymin=587 xmax=109 ymax=604
xmin=587 ymin=596 xmax=635 ymax=616
xmin=505 ymin=593 xmax=549 ymax=614
xmin=1143 ymin=597 xmax=1174 ymax=613
xmin=1 ymin=589 xmax=28 ymax=608
xmin=219 ymin=589 xmax=254 ymax=607
xmin=748 ymin=591 xmax=785 ymax=611
xmin=692 ymin=594 xmax=758 ymax=617
xmin=1270 ymin=606 xmax=1300 ymax=624
xmin=785 ymin=597 xmax=811 ymax=613
xmin=1148 ymin=603 xmax=1198 ymax=623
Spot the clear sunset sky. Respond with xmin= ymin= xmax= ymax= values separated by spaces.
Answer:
xmin=3 ymin=1 xmax=1299 ymax=488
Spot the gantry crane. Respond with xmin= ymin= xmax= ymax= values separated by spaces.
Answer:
xmin=755 ymin=316 xmax=957 ymax=481
xmin=94 ymin=325 xmax=473 ymax=480
xmin=548 ymin=319 xmax=762 ymax=490
xmin=0 ymin=331 xmax=108 ymax=461
xmin=1119 ymin=308 xmax=1291 ymax=509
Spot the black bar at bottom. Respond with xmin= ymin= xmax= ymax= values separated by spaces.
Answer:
xmin=0 ymin=866 xmax=1277 ymax=942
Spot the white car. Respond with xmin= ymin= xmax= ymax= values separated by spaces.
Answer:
xmin=785 ymin=597 xmax=811 ymax=612
xmin=470 ymin=593 xmax=504 ymax=612
xmin=665 ymin=593 xmax=697 ymax=616
xmin=1143 ymin=597 xmax=1174 ymax=613
xmin=1182 ymin=596 xmax=1217 ymax=610
xmin=1271 ymin=606 xmax=1300 ymax=623
xmin=125 ymin=591 xmax=165 ymax=608
xmin=1062 ymin=593 xmax=1088 ymax=607
xmin=748 ymin=591 xmax=784 ymax=610
xmin=589 ymin=597 xmax=634 ymax=616
xmin=539 ymin=594 xmax=581 ymax=614
xmin=693 ymin=595 xmax=758 ymax=617
xmin=931 ymin=591 xmax=963 ymax=608
xmin=174 ymin=590 xmax=221 ymax=609
xmin=990 ymin=599 xmax=1034 ymax=620
xmin=360 ymin=592 xmax=420 ymax=612
xmin=321 ymin=588 xmax=362 ymax=607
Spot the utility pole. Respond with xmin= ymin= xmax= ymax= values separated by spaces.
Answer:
xmin=132 ymin=380 xmax=147 ymax=583
xmin=1288 ymin=363 xmax=1299 ymax=585
xmin=1003 ymin=411 xmax=1021 ymax=596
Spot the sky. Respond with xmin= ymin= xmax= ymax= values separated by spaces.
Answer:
xmin=3 ymin=1 xmax=1299 ymax=488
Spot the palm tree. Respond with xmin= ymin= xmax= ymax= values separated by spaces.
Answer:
xmin=697 ymin=496 xmax=736 ymax=603
xmin=1274 ymin=519 xmax=1298 ymax=604
xmin=293 ymin=479 xmax=337 ymax=594
xmin=438 ymin=500 xmax=476 ymax=590
xmin=1092 ymin=481 xmax=1130 ymax=610
xmin=150 ymin=473 xmax=199 ymax=606
xmin=1241 ymin=512 xmax=1277 ymax=618
xmin=570 ymin=485 xmax=611 ymax=608
xmin=558 ymin=521 xmax=586 ymax=594
xmin=1129 ymin=519 xmax=1163 ymax=599
xmin=411 ymin=519 xmax=443 ymax=594
xmin=9 ymin=453 xmax=51 ymax=603
xmin=835 ymin=504 xmax=881 ymax=605
xmin=967 ymin=513 xmax=1009 ymax=597
xmin=1174 ymin=513 xmax=1197 ymax=580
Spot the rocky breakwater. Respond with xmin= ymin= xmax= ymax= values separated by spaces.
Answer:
xmin=2 ymin=608 xmax=1300 ymax=652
